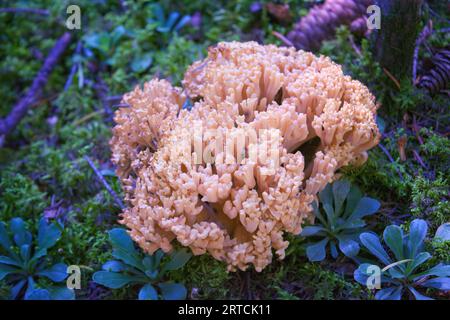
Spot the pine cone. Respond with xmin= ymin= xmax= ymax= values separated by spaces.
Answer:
xmin=287 ymin=0 xmax=373 ymax=51
xmin=418 ymin=48 xmax=450 ymax=94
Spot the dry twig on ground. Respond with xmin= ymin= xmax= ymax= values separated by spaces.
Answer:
xmin=0 ymin=32 xmax=72 ymax=138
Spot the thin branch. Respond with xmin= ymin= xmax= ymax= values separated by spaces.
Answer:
xmin=0 ymin=7 xmax=49 ymax=15
xmin=382 ymin=68 xmax=401 ymax=90
xmin=413 ymin=20 xmax=433 ymax=84
xmin=348 ymin=35 xmax=362 ymax=58
xmin=105 ymin=95 xmax=123 ymax=102
xmin=94 ymin=76 xmax=114 ymax=122
xmin=378 ymin=143 xmax=404 ymax=180
xmin=84 ymin=156 xmax=124 ymax=210
xmin=64 ymin=41 xmax=83 ymax=91
xmin=0 ymin=32 xmax=72 ymax=137
xmin=271 ymin=31 xmax=294 ymax=47
xmin=412 ymin=150 xmax=427 ymax=170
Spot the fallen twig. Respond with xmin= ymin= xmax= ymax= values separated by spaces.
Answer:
xmin=94 ymin=76 xmax=114 ymax=122
xmin=64 ymin=41 xmax=83 ymax=91
xmin=84 ymin=156 xmax=124 ymax=209
xmin=0 ymin=7 xmax=49 ymax=15
xmin=0 ymin=32 xmax=72 ymax=137
xmin=412 ymin=115 xmax=424 ymax=145
xmin=413 ymin=20 xmax=433 ymax=84
xmin=382 ymin=68 xmax=401 ymax=90
xmin=348 ymin=35 xmax=362 ymax=58
xmin=105 ymin=95 xmax=123 ymax=102
xmin=72 ymin=110 xmax=105 ymax=126
xmin=412 ymin=150 xmax=427 ymax=170
xmin=271 ymin=31 xmax=294 ymax=47
xmin=378 ymin=143 xmax=404 ymax=180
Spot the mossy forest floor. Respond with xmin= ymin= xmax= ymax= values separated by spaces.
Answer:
xmin=0 ymin=1 xmax=448 ymax=300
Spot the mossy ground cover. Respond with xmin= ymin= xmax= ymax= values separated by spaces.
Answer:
xmin=0 ymin=1 xmax=448 ymax=300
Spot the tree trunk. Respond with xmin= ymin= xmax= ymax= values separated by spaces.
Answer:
xmin=371 ymin=0 xmax=423 ymax=83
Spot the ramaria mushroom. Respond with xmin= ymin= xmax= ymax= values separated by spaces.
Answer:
xmin=111 ymin=41 xmax=380 ymax=272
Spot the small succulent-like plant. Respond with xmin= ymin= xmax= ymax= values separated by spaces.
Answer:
xmin=0 ymin=217 xmax=74 ymax=300
xmin=354 ymin=219 xmax=450 ymax=300
xmin=149 ymin=4 xmax=191 ymax=34
xmin=93 ymin=228 xmax=191 ymax=300
xmin=300 ymin=180 xmax=380 ymax=262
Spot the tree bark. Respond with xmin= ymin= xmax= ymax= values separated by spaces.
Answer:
xmin=371 ymin=0 xmax=423 ymax=82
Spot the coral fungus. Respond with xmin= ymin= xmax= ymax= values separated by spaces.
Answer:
xmin=111 ymin=41 xmax=380 ymax=272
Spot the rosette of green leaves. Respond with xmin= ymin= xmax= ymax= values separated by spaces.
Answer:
xmin=354 ymin=219 xmax=450 ymax=300
xmin=0 ymin=218 xmax=74 ymax=300
xmin=301 ymin=180 xmax=380 ymax=262
xmin=148 ymin=4 xmax=191 ymax=34
xmin=93 ymin=228 xmax=191 ymax=300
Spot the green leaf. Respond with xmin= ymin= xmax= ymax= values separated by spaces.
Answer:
xmin=174 ymin=15 xmax=191 ymax=31
xmin=319 ymin=184 xmax=333 ymax=208
xmin=435 ymin=223 xmax=450 ymax=241
xmin=337 ymin=237 xmax=360 ymax=257
xmin=84 ymin=32 xmax=110 ymax=53
xmin=412 ymin=264 xmax=450 ymax=280
xmin=10 ymin=279 xmax=27 ymax=299
xmin=109 ymin=229 xmax=137 ymax=252
xmin=341 ymin=218 xmax=365 ymax=230
xmin=131 ymin=53 xmax=153 ymax=73
xmin=332 ymin=180 xmax=350 ymax=215
xmin=350 ymin=197 xmax=380 ymax=219
xmin=109 ymin=229 xmax=144 ymax=270
xmin=375 ymin=286 xmax=402 ymax=300
xmin=153 ymin=250 xmax=164 ymax=268
xmin=138 ymin=284 xmax=158 ymax=300
xmin=37 ymin=218 xmax=61 ymax=251
xmin=112 ymin=248 xmax=145 ymax=271
xmin=405 ymin=252 xmax=431 ymax=275
xmin=311 ymin=202 xmax=328 ymax=227
xmin=10 ymin=218 xmax=32 ymax=247
xmin=0 ymin=255 xmax=22 ymax=267
xmin=354 ymin=263 xmax=374 ymax=285
xmin=20 ymin=244 xmax=31 ymax=263
xmin=25 ymin=289 xmax=51 ymax=300
xmin=0 ymin=222 xmax=12 ymax=251
xmin=383 ymin=225 xmax=404 ymax=261
xmin=151 ymin=4 xmax=166 ymax=24
xmin=408 ymin=219 xmax=427 ymax=257
xmin=376 ymin=116 xmax=386 ymax=134
xmin=360 ymin=232 xmax=391 ymax=265
xmin=49 ymin=287 xmax=76 ymax=300
xmin=36 ymin=263 xmax=68 ymax=282
xmin=158 ymin=282 xmax=187 ymax=300
xmin=408 ymin=287 xmax=433 ymax=300
xmin=421 ymin=277 xmax=450 ymax=290
xmin=0 ymin=263 xmax=20 ymax=280
xmin=343 ymin=185 xmax=362 ymax=218
xmin=300 ymin=226 xmax=326 ymax=237
xmin=110 ymin=25 xmax=126 ymax=46
xmin=92 ymin=271 xmax=144 ymax=289
xmin=306 ymin=238 xmax=329 ymax=262
xmin=323 ymin=202 xmax=335 ymax=226
xmin=162 ymin=250 xmax=192 ymax=272
xmin=102 ymin=260 xmax=127 ymax=272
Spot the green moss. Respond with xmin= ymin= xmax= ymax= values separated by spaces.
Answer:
xmin=410 ymin=176 xmax=449 ymax=230
xmin=170 ymin=254 xmax=231 ymax=299
xmin=152 ymin=36 xmax=205 ymax=85
xmin=0 ymin=171 xmax=48 ymax=220
xmin=292 ymin=263 xmax=367 ymax=300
